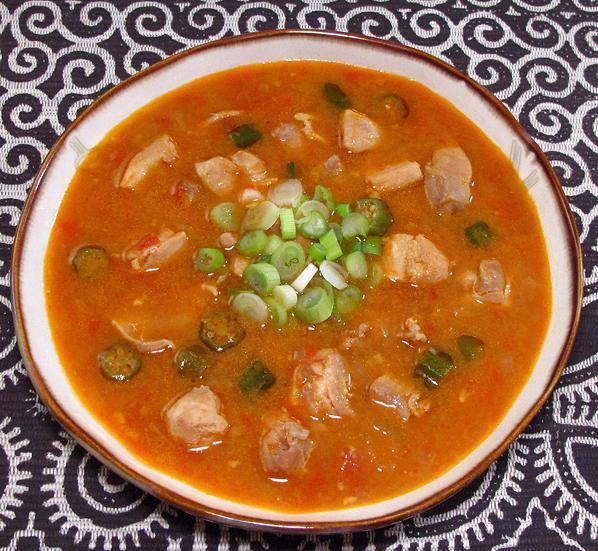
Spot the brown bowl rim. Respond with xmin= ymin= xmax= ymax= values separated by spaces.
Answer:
xmin=10 ymin=29 xmax=583 ymax=534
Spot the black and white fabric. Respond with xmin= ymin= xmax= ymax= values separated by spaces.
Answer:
xmin=0 ymin=1 xmax=596 ymax=549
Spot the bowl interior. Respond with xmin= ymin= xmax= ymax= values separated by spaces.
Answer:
xmin=14 ymin=32 xmax=579 ymax=529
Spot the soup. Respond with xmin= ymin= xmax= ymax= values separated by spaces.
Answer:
xmin=44 ymin=61 xmax=551 ymax=512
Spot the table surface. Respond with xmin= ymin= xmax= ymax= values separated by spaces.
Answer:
xmin=0 ymin=1 xmax=596 ymax=549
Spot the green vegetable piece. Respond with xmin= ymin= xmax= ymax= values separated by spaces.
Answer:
xmin=72 ymin=246 xmax=109 ymax=281
xmin=271 ymin=241 xmax=306 ymax=282
xmin=229 ymin=124 xmax=261 ymax=148
xmin=308 ymin=242 xmax=327 ymax=263
xmin=373 ymin=93 xmax=409 ymax=121
xmin=353 ymin=197 xmax=394 ymax=236
xmin=98 ymin=342 xmax=141 ymax=382
xmin=415 ymin=349 xmax=455 ymax=388
xmin=174 ymin=345 xmax=213 ymax=378
xmin=265 ymin=297 xmax=288 ymax=326
xmin=210 ymin=202 xmax=244 ymax=232
xmin=231 ymin=292 xmax=269 ymax=323
xmin=287 ymin=161 xmax=297 ymax=178
xmin=362 ymin=236 xmax=382 ymax=255
xmin=296 ymin=286 xmax=334 ymax=324
xmin=329 ymin=222 xmax=344 ymax=244
xmin=193 ymin=247 xmax=225 ymax=272
xmin=272 ymin=284 xmax=297 ymax=309
xmin=335 ymin=203 xmax=351 ymax=218
xmin=314 ymin=184 xmax=335 ymax=211
xmin=236 ymin=230 xmax=268 ymax=256
xmin=239 ymin=360 xmax=276 ymax=397
xmin=298 ymin=211 xmax=329 ymax=239
xmin=369 ymin=261 xmax=384 ymax=288
xmin=279 ymin=208 xmax=296 ymax=240
xmin=244 ymin=263 xmax=281 ymax=295
xmin=242 ymin=201 xmax=279 ymax=231
xmin=324 ymin=83 xmax=352 ymax=108
xmin=254 ymin=253 xmax=272 ymax=264
xmin=295 ymin=199 xmax=330 ymax=221
xmin=345 ymin=251 xmax=368 ymax=280
xmin=457 ymin=335 xmax=485 ymax=360
xmin=465 ymin=221 xmax=494 ymax=248
xmin=335 ymin=285 xmax=363 ymax=315
xmin=319 ymin=228 xmax=343 ymax=261
xmin=199 ymin=311 xmax=246 ymax=352
xmin=342 ymin=212 xmax=369 ymax=239
xmin=310 ymin=275 xmax=334 ymax=299
xmin=263 ymin=234 xmax=284 ymax=255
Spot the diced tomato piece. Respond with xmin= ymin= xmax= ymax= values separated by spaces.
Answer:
xmin=135 ymin=234 xmax=160 ymax=251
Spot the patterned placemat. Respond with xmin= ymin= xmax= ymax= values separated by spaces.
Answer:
xmin=0 ymin=1 xmax=596 ymax=549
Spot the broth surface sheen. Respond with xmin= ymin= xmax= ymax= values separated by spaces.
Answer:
xmin=45 ymin=61 xmax=551 ymax=512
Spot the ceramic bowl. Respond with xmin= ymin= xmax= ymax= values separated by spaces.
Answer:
xmin=11 ymin=30 xmax=582 ymax=532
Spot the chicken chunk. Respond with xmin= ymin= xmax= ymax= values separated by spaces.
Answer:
xmin=123 ymin=228 xmax=187 ymax=272
xmin=112 ymin=319 xmax=173 ymax=354
xmin=367 ymin=161 xmax=423 ymax=192
xmin=230 ymin=150 xmax=267 ymax=184
xmin=399 ymin=317 xmax=427 ymax=344
xmin=259 ymin=411 xmax=313 ymax=474
xmin=369 ymin=375 xmax=430 ymax=421
xmin=382 ymin=233 xmax=449 ymax=284
xmin=272 ymin=122 xmax=303 ymax=149
xmin=340 ymin=109 xmax=380 ymax=153
xmin=424 ymin=147 xmax=472 ymax=213
xmin=165 ymin=386 xmax=229 ymax=446
xmin=119 ymin=135 xmax=178 ymax=190
xmin=294 ymin=113 xmax=325 ymax=142
xmin=195 ymin=156 xmax=238 ymax=197
xmin=474 ymin=259 xmax=507 ymax=303
xmin=292 ymin=348 xmax=353 ymax=418
xmin=324 ymin=154 xmax=343 ymax=176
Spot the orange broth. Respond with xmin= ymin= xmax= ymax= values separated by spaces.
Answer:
xmin=44 ymin=61 xmax=551 ymax=511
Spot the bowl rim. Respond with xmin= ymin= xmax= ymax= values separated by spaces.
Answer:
xmin=10 ymin=29 xmax=583 ymax=533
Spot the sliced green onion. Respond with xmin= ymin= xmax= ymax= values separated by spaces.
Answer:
xmin=193 ymin=247 xmax=225 ymax=272
xmin=308 ymin=242 xmax=327 ymax=263
xmin=244 ymin=263 xmax=281 ymax=295
xmin=465 ymin=221 xmax=494 ymax=247
xmin=279 ymin=208 xmax=296 ymax=240
xmin=287 ymin=161 xmax=297 ymax=178
xmin=242 ymin=200 xmax=279 ymax=231
xmin=295 ymin=199 xmax=330 ymax=220
xmin=342 ymin=212 xmax=369 ymax=239
xmin=353 ymin=197 xmax=394 ymax=236
xmin=296 ymin=286 xmax=334 ymax=324
xmin=231 ymin=292 xmax=269 ymax=323
xmin=310 ymin=275 xmax=334 ymax=299
xmin=415 ymin=349 xmax=455 ymax=388
xmin=335 ymin=203 xmax=351 ymax=218
xmin=291 ymin=263 xmax=318 ymax=292
xmin=329 ymin=222 xmax=344 ymax=244
xmin=362 ymin=236 xmax=382 ymax=255
xmin=210 ymin=202 xmax=244 ymax=232
xmin=344 ymin=251 xmax=368 ymax=280
xmin=236 ymin=230 xmax=268 ymax=256
xmin=271 ymin=241 xmax=306 ymax=282
xmin=239 ymin=360 xmax=276 ymax=397
xmin=335 ymin=285 xmax=363 ymax=315
xmin=298 ymin=211 xmax=328 ymax=239
xmin=272 ymin=284 xmax=298 ymax=310
xmin=313 ymin=185 xmax=335 ymax=211
xmin=457 ymin=335 xmax=485 ymax=360
xmin=264 ymin=234 xmax=284 ymax=255
xmin=368 ymin=261 xmax=384 ymax=288
xmin=320 ymin=260 xmax=348 ymax=290
xmin=343 ymin=237 xmax=362 ymax=254
xmin=267 ymin=179 xmax=304 ymax=208
xmin=229 ymin=124 xmax=261 ymax=148
xmin=319 ymin=228 xmax=343 ymax=261
xmin=264 ymin=297 xmax=288 ymax=326
xmin=324 ymin=83 xmax=352 ymax=108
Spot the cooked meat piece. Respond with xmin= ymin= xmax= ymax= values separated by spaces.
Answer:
xmin=238 ymin=188 xmax=264 ymax=205
xmin=165 ymin=386 xmax=229 ymax=446
xmin=324 ymin=154 xmax=343 ymax=176
xmin=205 ymin=110 xmax=242 ymax=124
xmin=217 ymin=232 xmax=238 ymax=250
xmin=474 ymin=259 xmax=507 ymax=303
xmin=340 ymin=109 xmax=380 ymax=153
xmin=382 ymin=233 xmax=449 ymax=284
xmin=294 ymin=113 xmax=325 ymax=142
xmin=367 ymin=161 xmax=423 ymax=192
xmin=119 ymin=135 xmax=178 ymax=190
xmin=272 ymin=122 xmax=303 ymax=149
xmin=171 ymin=180 xmax=198 ymax=207
xmin=112 ymin=319 xmax=173 ymax=354
xmin=230 ymin=150 xmax=267 ymax=183
xmin=369 ymin=375 xmax=430 ymax=421
xmin=424 ymin=147 xmax=472 ymax=212
xmin=230 ymin=254 xmax=250 ymax=277
xmin=123 ymin=228 xmax=187 ymax=272
xmin=195 ymin=156 xmax=238 ymax=197
xmin=292 ymin=348 xmax=353 ymax=418
xmin=399 ymin=317 xmax=427 ymax=343
xmin=259 ymin=411 xmax=313 ymax=474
